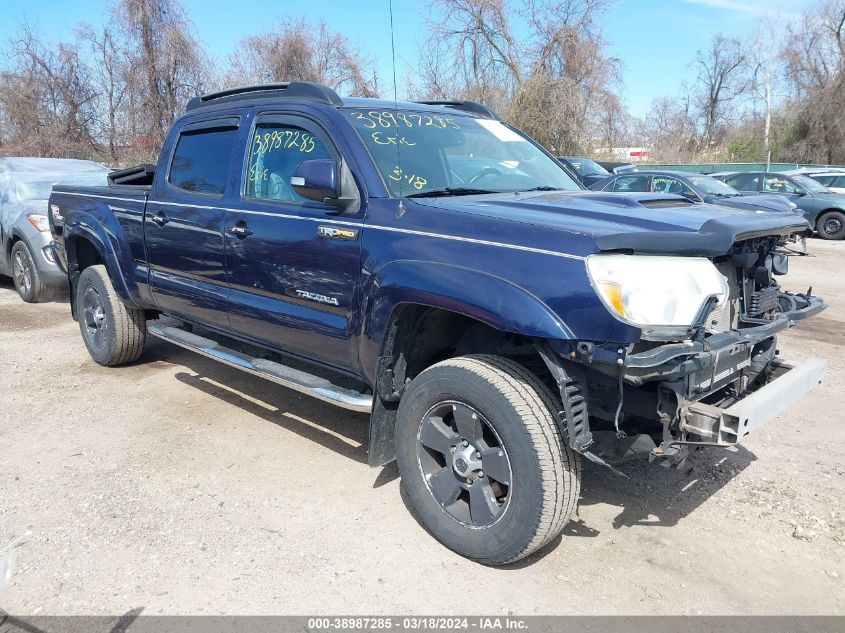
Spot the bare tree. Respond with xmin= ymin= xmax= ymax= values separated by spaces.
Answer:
xmin=79 ymin=20 xmax=129 ymax=163
xmin=693 ymin=35 xmax=749 ymax=149
xmin=228 ymin=19 xmax=378 ymax=97
xmin=0 ymin=24 xmax=99 ymax=157
xmin=117 ymin=0 xmax=212 ymax=148
xmin=419 ymin=0 xmax=620 ymax=153
xmin=746 ymin=21 xmax=784 ymax=156
xmin=781 ymin=0 xmax=845 ymax=163
xmin=642 ymin=90 xmax=699 ymax=162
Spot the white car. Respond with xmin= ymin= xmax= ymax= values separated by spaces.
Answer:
xmin=801 ymin=169 xmax=845 ymax=194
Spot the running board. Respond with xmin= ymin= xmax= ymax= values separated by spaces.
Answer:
xmin=147 ymin=323 xmax=373 ymax=413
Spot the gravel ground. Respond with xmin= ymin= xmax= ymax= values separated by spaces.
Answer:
xmin=0 ymin=240 xmax=843 ymax=615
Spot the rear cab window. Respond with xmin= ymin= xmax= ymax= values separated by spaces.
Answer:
xmin=168 ymin=119 xmax=240 ymax=195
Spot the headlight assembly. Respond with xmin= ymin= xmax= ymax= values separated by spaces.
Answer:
xmin=586 ymin=254 xmax=729 ymax=336
xmin=26 ymin=214 xmax=50 ymax=232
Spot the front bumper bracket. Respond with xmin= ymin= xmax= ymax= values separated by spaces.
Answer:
xmin=679 ymin=357 xmax=827 ymax=445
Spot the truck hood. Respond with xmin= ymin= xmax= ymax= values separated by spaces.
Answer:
xmin=415 ymin=191 xmax=811 ymax=256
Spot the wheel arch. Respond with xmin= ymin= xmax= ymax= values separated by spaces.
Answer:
xmin=361 ymin=262 xmax=570 ymax=467
xmin=359 ymin=260 xmax=574 ymax=386
xmin=65 ymin=227 xmax=138 ymax=317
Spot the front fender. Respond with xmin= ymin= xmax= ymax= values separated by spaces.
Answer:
xmin=358 ymin=260 xmax=574 ymax=383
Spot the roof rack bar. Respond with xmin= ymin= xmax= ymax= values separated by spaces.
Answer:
xmin=415 ymin=100 xmax=499 ymax=119
xmin=186 ymin=81 xmax=343 ymax=111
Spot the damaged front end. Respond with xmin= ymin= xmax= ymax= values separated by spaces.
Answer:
xmin=542 ymin=232 xmax=827 ymax=469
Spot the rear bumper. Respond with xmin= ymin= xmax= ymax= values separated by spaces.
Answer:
xmin=680 ymin=357 xmax=827 ymax=444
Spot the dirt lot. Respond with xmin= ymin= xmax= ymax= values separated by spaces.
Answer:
xmin=0 ymin=241 xmax=843 ymax=615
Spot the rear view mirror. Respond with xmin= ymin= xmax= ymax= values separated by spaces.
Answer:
xmin=291 ymin=159 xmax=339 ymax=203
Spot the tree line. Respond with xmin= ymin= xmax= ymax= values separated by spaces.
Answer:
xmin=0 ymin=0 xmax=843 ymax=166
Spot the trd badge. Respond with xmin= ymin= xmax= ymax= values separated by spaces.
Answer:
xmin=318 ymin=226 xmax=359 ymax=241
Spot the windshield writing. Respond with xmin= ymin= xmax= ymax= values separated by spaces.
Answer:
xmin=345 ymin=109 xmax=581 ymax=197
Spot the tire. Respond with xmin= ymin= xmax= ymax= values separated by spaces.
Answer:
xmin=75 ymin=264 xmax=146 ymax=366
xmin=11 ymin=240 xmax=55 ymax=303
xmin=816 ymin=210 xmax=845 ymax=240
xmin=395 ymin=354 xmax=580 ymax=565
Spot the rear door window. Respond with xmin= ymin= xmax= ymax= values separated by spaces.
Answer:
xmin=651 ymin=176 xmax=697 ymax=198
xmin=168 ymin=123 xmax=240 ymax=195
xmin=612 ymin=175 xmax=649 ymax=192
xmin=763 ymin=175 xmax=802 ymax=194
xmin=725 ymin=173 xmax=760 ymax=191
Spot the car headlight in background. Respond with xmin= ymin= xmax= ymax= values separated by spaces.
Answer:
xmin=586 ymin=254 xmax=729 ymax=333
xmin=26 ymin=214 xmax=50 ymax=232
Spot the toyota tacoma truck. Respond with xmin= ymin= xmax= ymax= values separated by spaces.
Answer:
xmin=48 ymin=82 xmax=827 ymax=565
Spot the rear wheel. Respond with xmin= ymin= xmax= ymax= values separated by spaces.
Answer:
xmin=395 ymin=354 xmax=580 ymax=565
xmin=816 ymin=210 xmax=845 ymax=240
xmin=75 ymin=264 xmax=146 ymax=366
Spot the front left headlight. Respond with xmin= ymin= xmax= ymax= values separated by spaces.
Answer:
xmin=586 ymin=254 xmax=729 ymax=334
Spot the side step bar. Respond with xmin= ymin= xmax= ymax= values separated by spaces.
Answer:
xmin=147 ymin=323 xmax=373 ymax=413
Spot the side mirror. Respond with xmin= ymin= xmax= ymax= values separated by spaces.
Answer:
xmin=290 ymin=159 xmax=339 ymax=203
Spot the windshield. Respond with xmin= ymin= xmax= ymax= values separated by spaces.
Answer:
xmin=344 ymin=109 xmax=582 ymax=196
xmin=791 ymin=173 xmax=831 ymax=194
xmin=688 ymin=175 xmax=739 ymax=196
xmin=566 ymin=158 xmax=609 ymax=177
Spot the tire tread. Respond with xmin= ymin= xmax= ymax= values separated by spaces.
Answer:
xmin=77 ymin=265 xmax=145 ymax=366
xmin=421 ymin=354 xmax=580 ymax=564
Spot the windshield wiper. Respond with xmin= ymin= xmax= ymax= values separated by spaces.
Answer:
xmin=516 ymin=186 xmax=562 ymax=192
xmin=405 ymin=187 xmax=499 ymax=198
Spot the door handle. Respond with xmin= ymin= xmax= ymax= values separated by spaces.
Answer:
xmin=151 ymin=212 xmax=170 ymax=227
xmin=228 ymin=221 xmax=253 ymax=238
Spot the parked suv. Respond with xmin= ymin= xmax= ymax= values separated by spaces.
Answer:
xmin=0 ymin=158 xmax=109 ymax=302
xmin=49 ymin=83 xmax=826 ymax=565
xmin=715 ymin=170 xmax=845 ymax=240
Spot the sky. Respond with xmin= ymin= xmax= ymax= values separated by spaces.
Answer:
xmin=0 ymin=0 xmax=817 ymax=118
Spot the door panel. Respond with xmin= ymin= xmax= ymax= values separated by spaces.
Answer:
xmin=145 ymin=201 xmax=230 ymax=328
xmin=225 ymin=114 xmax=363 ymax=372
xmin=145 ymin=119 xmax=240 ymax=329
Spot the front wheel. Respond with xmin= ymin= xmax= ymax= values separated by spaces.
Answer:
xmin=816 ymin=210 xmax=845 ymax=240
xmin=11 ymin=241 xmax=54 ymax=303
xmin=75 ymin=265 xmax=146 ymax=366
xmin=395 ymin=355 xmax=580 ymax=565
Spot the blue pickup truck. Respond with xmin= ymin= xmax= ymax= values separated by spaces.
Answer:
xmin=48 ymin=83 xmax=827 ymax=565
